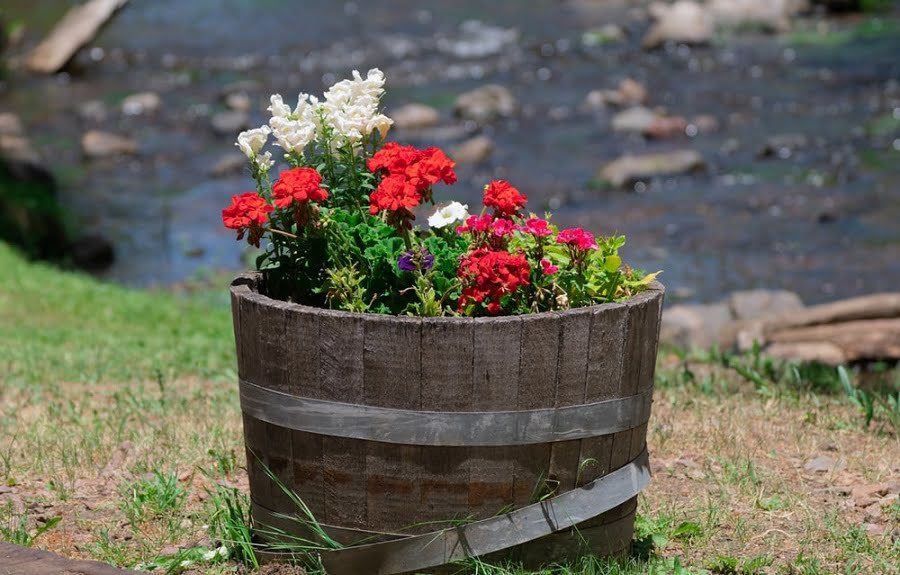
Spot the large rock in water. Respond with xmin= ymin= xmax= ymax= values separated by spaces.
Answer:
xmin=454 ymin=85 xmax=517 ymax=124
xmin=0 ymin=114 xmax=68 ymax=261
xmin=643 ymin=1 xmax=714 ymax=49
xmin=599 ymin=150 xmax=705 ymax=187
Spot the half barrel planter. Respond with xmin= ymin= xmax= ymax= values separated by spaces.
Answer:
xmin=231 ymin=273 xmax=664 ymax=574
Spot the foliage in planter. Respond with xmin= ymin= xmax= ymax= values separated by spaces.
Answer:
xmin=222 ymin=69 xmax=656 ymax=316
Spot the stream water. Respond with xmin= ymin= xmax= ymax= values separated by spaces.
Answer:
xmin=2 ymin=0 xmax=899 ymax=304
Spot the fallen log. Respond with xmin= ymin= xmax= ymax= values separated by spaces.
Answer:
xmin=26 ymin=0 xmax=129 ymax=74
xmin=766 ymin=318 xmax=900 ymax=364
xmin=762 ymin=293 xmax=900 ymax=337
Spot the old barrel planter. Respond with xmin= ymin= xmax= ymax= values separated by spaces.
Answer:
xmin=231 ymin=273 xmax=664 ymax=574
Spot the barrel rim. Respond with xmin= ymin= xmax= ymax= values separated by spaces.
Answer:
xmin=231 ymin=271 xmax=664 ymax=323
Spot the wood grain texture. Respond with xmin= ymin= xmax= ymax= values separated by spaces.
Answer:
xmin=515 ymin=313 xmax=559 ymax=504
xmin=363 ymin=315 xmax=422 ymax=531
xmin=420 ymin=319 xmax=474 ymax=529
xmin=469 ymin=316 xmax=521 ymax=518
xmin=550 ymin=311 xmax=591 ymax=492
xmin=319 ymin=310 xmax=365 ymax=528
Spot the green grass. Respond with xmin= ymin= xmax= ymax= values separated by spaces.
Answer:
xmin=0 ymin=242 xmax=235 ymax=386
xmin=1 ymin=242 xmax=898 ymax=574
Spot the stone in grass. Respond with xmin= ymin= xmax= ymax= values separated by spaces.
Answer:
xmin=81 ymin=130 xmax=138 ymax=158
xmin=660 ymin=302 xmax=733 ymax=349
xmin=803 ymin=455 xmax=844 ymax=474
xmin=598 ymin=150 xmax=705 ymax=188
xmin=728 ymin=289 xmax=804 ymax=321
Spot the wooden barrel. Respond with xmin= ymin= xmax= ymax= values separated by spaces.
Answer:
xmin=230 ymin=273 xmax=664 ymax=574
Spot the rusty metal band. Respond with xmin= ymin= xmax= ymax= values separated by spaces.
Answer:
xmin=252 ymin=448 xmax=650 ymax=575
xmin=240 ymin=379 xmax=653 ymax=446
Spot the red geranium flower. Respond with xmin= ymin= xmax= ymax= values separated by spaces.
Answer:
xmin=455 ymin=214 xmax=493 ymax=235
xmin=369 ymin=174 xmax=422 ymax=227
xmin=556 ymin=227 xmax=598 ymax=252
xmin=367 ymin=142 xmax=422 ymax=175
xmin=457 ymin=248 xmax=531 ymax=315
xmin=272 ymin=167 xmax=328 ymax=209
xmin=483 ymin=180 xmax=527 ymax=217
xmin=222 ymin=192 xmax=273 ymax=247
xmin=524 ymin=217 xmax=552 ymax=237
xmin=367 ymin=144 xmax=457 ymax=225
xmin=407 ymin=147 xmax=457 ymax=189
xmin=540 ymin=258 xmax=559 ymax=275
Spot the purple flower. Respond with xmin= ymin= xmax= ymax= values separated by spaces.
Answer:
xmin=398 ymin=248 xmax=434 ymax=272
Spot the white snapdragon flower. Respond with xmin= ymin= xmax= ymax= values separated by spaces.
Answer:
xmin=321 ymin=68 xmax=392 ymax=147
xmin=267 ymin=93 xmax=320 ymax=155
xmin=256 ymin=150 xmax=274 ymax=171
xmin=235 ymin=125 xmax=271 ymax=159
xmin=428 ymin=202 xmax=469 ymax=228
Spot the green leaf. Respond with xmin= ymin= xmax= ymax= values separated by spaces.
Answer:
xmin=604 ymin=255 xmax=621 ymax=273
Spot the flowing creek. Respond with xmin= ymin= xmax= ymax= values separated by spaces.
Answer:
xmin=1 ymin=0 xmax=898 ymax=304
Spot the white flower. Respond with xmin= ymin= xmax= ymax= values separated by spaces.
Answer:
xmin=428 ymin=202 xmax=469 ymax=228
xmin=321 ymin=68 xmax=391 ymax=147
xmin=267 ymin=93 xmax=320 ymax=155
xmin=235 ymin=125 xmax=271 ymax=159
xmin=256 ymin=150 xmax=274 ymax=171
xmin=366 ymin=113 xmax=393 ymax=140
xmin=201 ymin=549 xmax=217 ymax=561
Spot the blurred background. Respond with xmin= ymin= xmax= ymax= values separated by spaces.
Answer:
xmin=1 ymin=0 xmax=898 ymax=305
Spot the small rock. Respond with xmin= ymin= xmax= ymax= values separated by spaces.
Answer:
xmin=616 ymin=79 xmax=647 ymax=106
xmin=391 ymin=103 xmax=441 ymax=130
xmin=585 ymin=80 xmax=648 ymax=111
xmin=611 ymin=106 xmax=658 ymax=133
xmin=159 ymin=545 xmax=180 ymax=557
xmin=758 ymin=133 xmax=809 ymax=159
xmin=643 ymin=1 xmax=714 ymax=49
xmin=804 ymin=455 xmax=839 ymax=474
xmin=708 ymin=0 xmax=805 ymax=33
xmin=77 ymin=99 xmax=108 ymax=123
xmin=599 ymin=150 xmax=705 ymax=188
xmin=660 ymin=303 xmax=733 ymax=349
xmin=864 ymin=523 xmax=885 ymax=536
xmin=81 ymin=131 xmax=138 ymax=159
xmin=69 ymin=234 xmax=115 ymax=271
xmin=121 ymin=92 xmax=161 ymax=116
xmin=437 ymin=20 xmax=519 ymax=59
xmin=729 ymin=289 xmax=804 ymax=321
xmin=691 ymin=114 xmax=720 ymax=134
xmin=863 ymin=501 xmax=883 ymax=522
xmin=211 ymin=110 xmax=249 ymax=136
xmin=581 ymin=24 xmax=627 ymax=46
xmin=454 ymin=84 xmax=517 ymax=124
xmin=644 ymin=115 xmax=689 ymax=139
xmin=209 ymin=152 xmax=248 ymax=178
xmin=0 ymin=113 xmax=24 ymax=136
xmin=451 ymin=135 xmax=494 ymax=164
xmin=225 ymin=92 xmax=252 ymax=113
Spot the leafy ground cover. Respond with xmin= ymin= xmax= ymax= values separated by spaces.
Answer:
xmin=0 ymin=243 xmax=897 ymax=574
